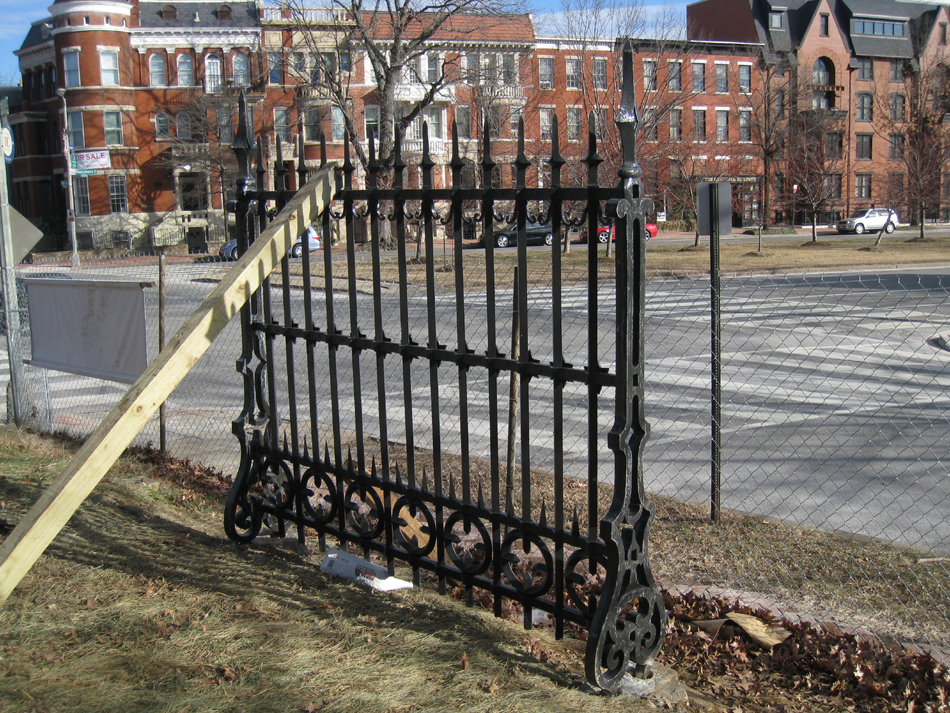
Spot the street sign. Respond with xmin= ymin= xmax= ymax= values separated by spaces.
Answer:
xmin=74 ymin=169 xmax=98 ymax=177
xmin=1 ymin=127 xmax=13 ymax=164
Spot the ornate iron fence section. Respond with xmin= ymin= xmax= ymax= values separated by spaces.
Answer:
xmin=223 ymin=49 xmax=665 ymax=689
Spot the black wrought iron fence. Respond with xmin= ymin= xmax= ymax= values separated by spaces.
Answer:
xmin=222 ymin=49 xmax=665 ymax=690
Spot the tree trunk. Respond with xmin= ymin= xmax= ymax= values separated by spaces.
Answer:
xmin=919 ymin=204 xmax=926 ymax=240
xmin=811 ymin=213 xmax=818 ymax=242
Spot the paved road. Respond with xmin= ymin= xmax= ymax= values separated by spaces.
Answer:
xmin=3 ymin=261 xmax=950 ymax=555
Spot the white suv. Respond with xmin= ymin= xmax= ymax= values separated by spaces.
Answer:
xmin=836 ymin=208 xmax=899 ymax=234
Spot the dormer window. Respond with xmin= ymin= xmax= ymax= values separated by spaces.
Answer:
xmin=217 ymin=5 xmax=232 ymax=20
xmin=770 ymin=12 xmax=784 ymax=29
xmin=853 ymin=19 xmax=905 ymax=37
xmin=161 ymin=5 xmax=177 ymax=21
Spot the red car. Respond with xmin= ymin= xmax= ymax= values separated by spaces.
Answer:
xmin=580 ymin=223 xmax=658 ymax=243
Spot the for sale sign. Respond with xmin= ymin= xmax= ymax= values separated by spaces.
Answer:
xmin=73 ymin=149 xmax=111 ymax=170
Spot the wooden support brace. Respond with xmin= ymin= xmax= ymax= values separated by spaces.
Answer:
xmin=0 ymin=165 xmax=335 ymax=605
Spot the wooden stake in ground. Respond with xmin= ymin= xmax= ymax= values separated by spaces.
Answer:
xmin=0 ymin=166 xmax=335 ymax=606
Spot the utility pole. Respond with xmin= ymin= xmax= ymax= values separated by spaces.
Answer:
xmin=56 ymin=88 xmax=80 ymax=269
xmin=0 ymin=97 xmax=25 ymax=423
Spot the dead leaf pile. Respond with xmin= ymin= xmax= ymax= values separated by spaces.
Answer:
xmin=126 ymin=444 xmax=231 ymax=501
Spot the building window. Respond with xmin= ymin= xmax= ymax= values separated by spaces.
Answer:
xmin=331 ymin=106 xmax=345 ymax=141
xmin=177 ymin=54 xmax=194 ymax=86
xmin=104 ymin=111 xmax=123 ymax=145
xmin=823 ymin=173 xmax=842 ymax=199
xmin=770 ymin=12 xmax=783 ymax=28
xmin=856 ymin=93 xmax=873 ymax=121
xmin=456 ymin=105 xmax=471 ymax=139
xmin=149 ymin=54 xmax=166 ymax=86
xmin=889 ymin=94 xmax=905 ymax=121
xmin=820 ymin=13 xmax=829 ymax=35
xmin=161 ymin=4 xmax=177 ymax=21
xmin=206 ymin=54 xmax=222 ymax=93
xmin=738 ymin=64 xmax=751 ymax=93
xmin=540 ymin=107 xmax=553 ymax=141
xmin=692 ymin=62 xmax=705 ymax=92
xmin=739 ymin=109 xmax=751 ymax=141
xmin=364 ymin=105 xmax=379 ymax=140
xmin=773 ymin=88 xmax=785 ymax=118
xmin=426 ymin=53 xmax=441 ymax=83
xmin=693 ymin=108 xmax=706 ymax=141
xmin=641 ymin=107 xmax=656 ymax=141
xmin=274 ymin=107 xmax=290 ymax=142
xmin=304 ymin=109 xmax=321 ymax=141
xmin=715 ymin=63 xmax=728 ymax=93
xmin=67 ymin=111 xmax=84 ymax=148
xmin=501 ymin=54 xmax=515 ymax=84
xmin=825 ymin=131 xmax=842 ymax=159
xmin=340 ymin=52 xmax=350 ymax=73
xmin=73 ymin=176 xmax=90 ymax=215
xmin=426 ymin=106 xmax=443 ymax=139
xmin=774 ymin=173 xmax=785 ymax=199
xmin=855 ymin=174 xmax=871 ymax=199
xmin=508 ymin=105 xmax=521 ymax=136
xmin=643 ymin=60 xmax=657 ymax=91
xmin=37 ymin=72 xmax=45 ymax=101
xmin=670 ymin=108 xmax=682 ymax=140
xmin=100 ymin=51 xmax=119 ymax=86
xmin=666 ymin=61 xmax=681 ymax=92
xmin=64 ymin=52 xmax=80 ymax=87
xmin=566 ymin=59 xmax=580 ymax=89
xmin=217 ymin=4 xmax=232 ymax=20
xmin=539 ymin=57 xmax=553 ymax=89
xmin=856 ymin=57 xmax=873 ymax=81
xmin=268 ymin=53 xmax=283 ymax=85
xmin=109 ymin=175 xmax=128 ymax=213
xmin=567 ymin=106 xmax=581 ymax=142
xmin=716 ymin=109 xmax=728 ymax=141
xmin=176 ymin=112 xmax=191 ymax=140
xmin=217 ymin=107 xmax=233 ymax=142
xmin=233 ymin=53 xmax=249 ymax=87
xmin=853 ymin=19 xmax=904 ymax=36
xmin=593 ymin=58 xmax=607 ymax=90
xmin=942 ymin=23 xmax=948 ymax=45
xmin=156 ymin=112 xmax=170 ymax=139
xmin=889 ymin=133 xmax=905 ymax=160
xmin=890 ymin=61 xmax=903 ymax=82
xmin=856 ymin=133 xmax=872 ymax=159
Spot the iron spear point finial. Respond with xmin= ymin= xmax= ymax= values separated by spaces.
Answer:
xmin=616 ymin=45 xmax=642 ymax=183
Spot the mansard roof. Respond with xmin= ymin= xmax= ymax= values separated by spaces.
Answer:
xmin=137 ymin=1 xmax=259 ymax=29
xmin=362 ymin=12 xmax=535 ymax=46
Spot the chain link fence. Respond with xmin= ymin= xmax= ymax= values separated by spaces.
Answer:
xmin=2 ymin=251 xmax=949 ymax=653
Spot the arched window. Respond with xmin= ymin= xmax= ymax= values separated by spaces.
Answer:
xmin=149 ymin=54 xmax=166 ymax=86
xmin=217 ymin=4 xmax=232 ymax=20
xmin=232 ymin=53 xmax=249 ymax=87
xmin=156 ymin=112 xmax=170 ymax=138
xmin=161 ymin=5 xmax=177 ymax=20
xmin=205 ymin=53 xmax=222 ymax=93
xmin=813 ymin=57 xmax=833 ymax=86
xmin=177 ymin=54 xmax=194 ymax=86
xmin=176 ymin=112 xmax=191 ymax=140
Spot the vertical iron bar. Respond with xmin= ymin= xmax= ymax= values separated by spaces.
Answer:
xmin=710 ymin=184 xmax=722 ymax=523
xmin=584 ymin=117 xmax=602 ymax=542
xmin=158 ymin=250 xmax=166 ymax=455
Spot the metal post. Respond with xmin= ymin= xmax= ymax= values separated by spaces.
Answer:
xmin=56 ymin=89 xmax=80 ymax=269
xmin=0 ymin=98 xmax=25 ymax=424
xmin=158 ymin=250 xmax=167 ymax=453
xmin=710 ymin=184 xmax=722 ymax=523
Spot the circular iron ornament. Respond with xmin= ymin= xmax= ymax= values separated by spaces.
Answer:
xmin=343 ymin=482 xmax=385 ymax=540
xmin=301 ymin=468 xmax=337 ymax=525
xmin=255 ymin=457 xmax=293 ymax=511
xmin=500 ymin=530 xmax=554 ymax=597
xmin=391 ymin=496 xmax=436 ymax=557
xmin=443 ymin=512 xmax=492 ymax=575
xmin=592 ymin=585 xmax=666 ymax=689
xmin=565 ymin=549 xmax=609 ymax=614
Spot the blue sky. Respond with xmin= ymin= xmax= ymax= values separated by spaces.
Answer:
xmin=0 ymin=0 xmax=687 ymax=86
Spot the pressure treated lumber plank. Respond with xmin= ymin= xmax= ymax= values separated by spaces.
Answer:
xmin=0 ymin=166 xmax=334 ymax=605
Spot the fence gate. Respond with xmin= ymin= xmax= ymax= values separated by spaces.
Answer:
xmin=223 ymin=48 xmax=666 ymax=690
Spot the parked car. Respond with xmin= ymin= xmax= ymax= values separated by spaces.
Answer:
xmin=218 ymin=228 xmax=322 ymax=261
xmin=579 ymin=223 xmax=658 ymax=243
xmin=487 ymin=221 xmax=554 ymax=248
xmin=836 ymin=208 xmax=899 ymax=235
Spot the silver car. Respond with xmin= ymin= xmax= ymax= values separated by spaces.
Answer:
xmin=836 ymin=208 xmax=899 ymax=234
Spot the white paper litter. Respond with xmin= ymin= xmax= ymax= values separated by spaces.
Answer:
xmin=320 ymin=548 xmax=413 ymax=591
